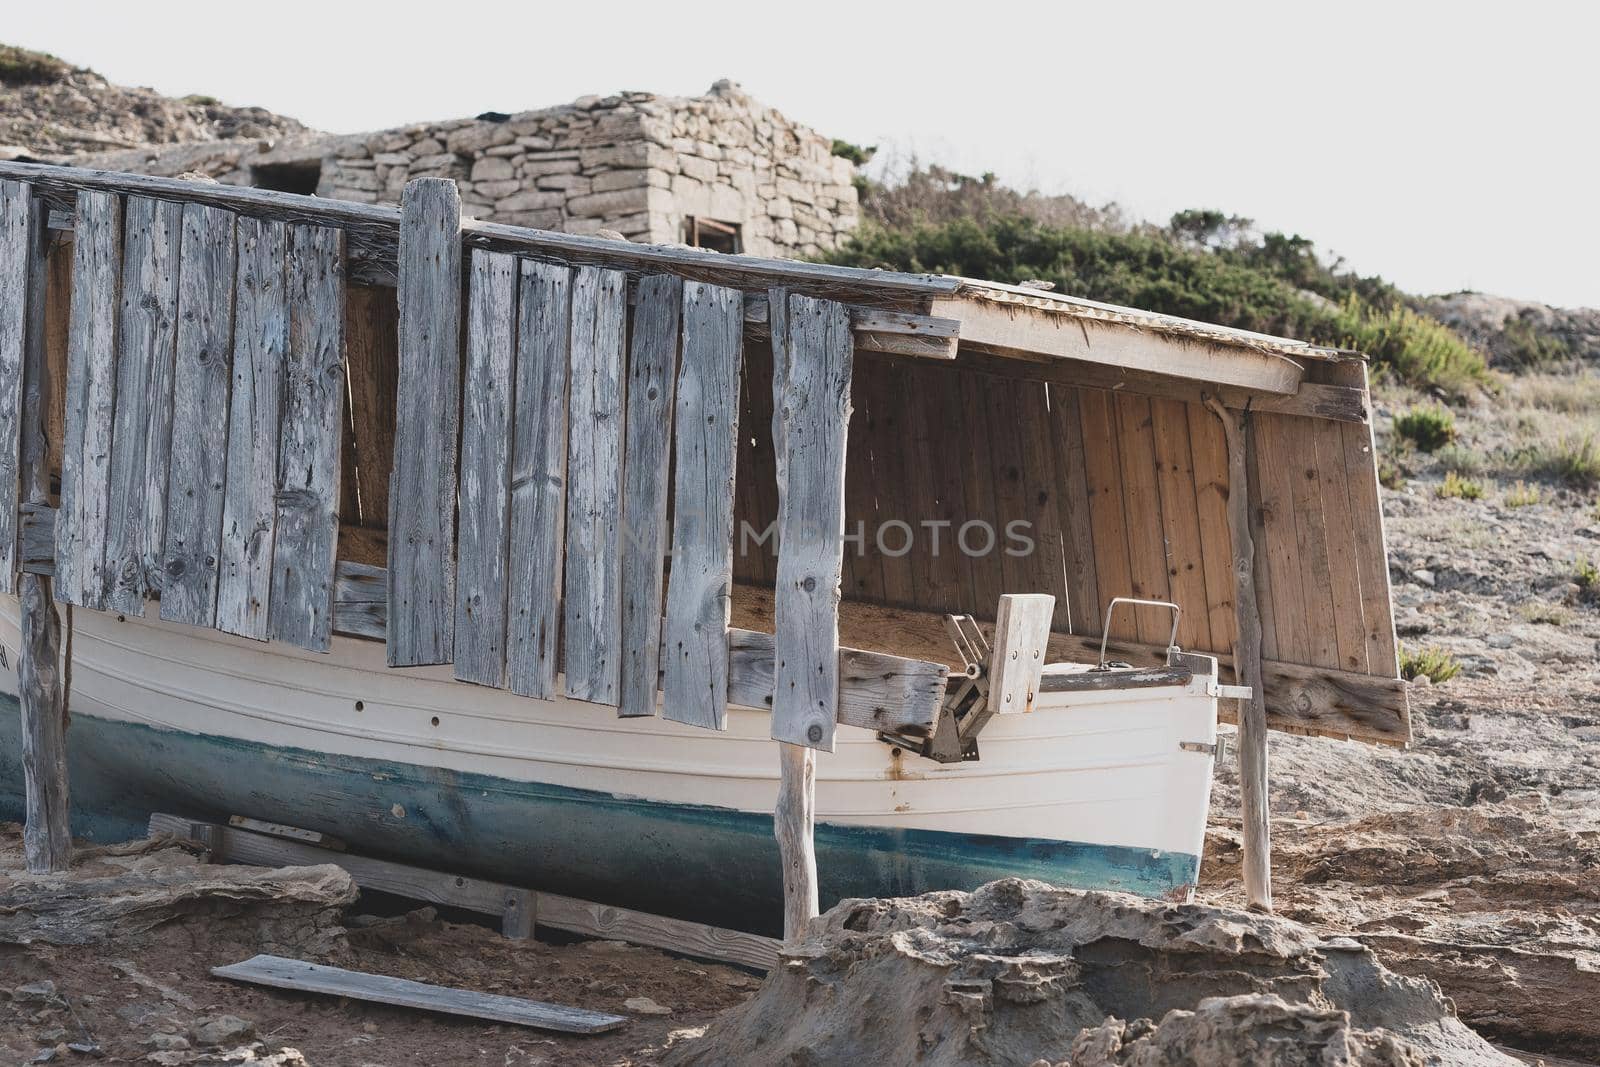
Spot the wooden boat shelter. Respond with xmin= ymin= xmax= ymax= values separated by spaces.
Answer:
xmin=0 ymin=162 xmax=1406 ymax=928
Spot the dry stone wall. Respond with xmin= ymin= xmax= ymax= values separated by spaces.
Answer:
xmin=71 ymin=81 xmax=859 ymax=258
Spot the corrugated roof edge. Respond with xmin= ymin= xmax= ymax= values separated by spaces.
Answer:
xmin=951 ymin=277 xmax=1365 ymax=364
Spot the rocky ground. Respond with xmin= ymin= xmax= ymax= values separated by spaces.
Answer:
xmin=0 ymin=44 xmax=305 ymax=158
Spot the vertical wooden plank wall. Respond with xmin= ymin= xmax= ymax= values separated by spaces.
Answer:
xmin=388 ymin=178 xmax=462 ymax=666
xmin=0 ymin=182 xmax=30 ymax=593
xmin=160 ymin=204 xmax=236 ymax=628
xmin=217 ymin=218 xmax=287 ymax=639
xmin=562 ymin=266 xmax=627 ymax=705
xmin=618 ymin=275 xmax=682 ymax=718
xmin=769 ymin=293 xmax=852 ymax=752
xmin=453 ymin=251 xmax=518 ymax=686
xmin=661 ymin=281 xmax=743 ymax=730
xmin=505 ymin=261 xmax=570 ymax=698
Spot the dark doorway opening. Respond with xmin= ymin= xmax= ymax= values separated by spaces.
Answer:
xmin=684 ymin=216 xmax=741 ymax=254
xmin=251 ymin=160 xmax=323 ymax=196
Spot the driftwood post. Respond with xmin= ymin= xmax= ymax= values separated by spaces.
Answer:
xmin=1204 ymin=395 xmax=1271 ymax=911
xmin=8 ymin=188 xmax=70 ymax=871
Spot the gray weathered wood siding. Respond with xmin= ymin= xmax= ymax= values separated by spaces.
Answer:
xmin=562 ymin=266 xmax=627 ymax=706
xmin=770 ymin=293 xmax=853 ymax=751
xmin=661 ymin=282 xmax=743 ymax=730
xmin=454 ymin=250 xmax=519 ymax=686
xmin=0 ymin=181 xmax=33 ymax=594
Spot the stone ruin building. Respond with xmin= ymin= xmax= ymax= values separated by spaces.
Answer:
xmin=70 ymin=80 xmax=861 ymax=259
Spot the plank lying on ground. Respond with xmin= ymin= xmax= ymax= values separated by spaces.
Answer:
xmin=149 ymin=814 xmax=780 ymax=971
xmin=213 ymin=955 xmax=625 ymax=1034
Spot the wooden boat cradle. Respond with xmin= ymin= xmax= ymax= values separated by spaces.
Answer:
xmin=0 ymin=161 xmax=1408 ymax=922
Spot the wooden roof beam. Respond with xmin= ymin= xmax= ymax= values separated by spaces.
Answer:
xmin=935 ymin=295 xmax=1305 ymax=396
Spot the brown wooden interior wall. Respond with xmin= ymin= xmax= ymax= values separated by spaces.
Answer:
xmin=732 ymin=350 xmax=1399 ymax=685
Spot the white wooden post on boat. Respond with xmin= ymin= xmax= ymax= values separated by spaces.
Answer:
xmin=3 ymin=181 xmax=70 ymax=872
xmin=988 ymin=593 xmax=1055 ymax=715
xmin=1204 ymin=395 xmax=1272 ymax=911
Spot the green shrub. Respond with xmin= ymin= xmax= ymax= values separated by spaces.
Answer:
xmin=1433 ymin=442 xmax=1484 ymax=474
xmin=1500 ymin=311 xmax=1571 ymax=370
xmin=830 ymin=139 xmax=875 ymax=166
xmin=1576 ymin=558 xmax=1600 ymax=601
xmin=1393 ymin=405 xmax=1457 ymax=452
xmin=1519 ymin=601 xmax=1571 ymax=625
xmin=1436 ymin=471 xmax=1484 ymax=500
xmin=0 ymin=44 xmax=67 ymax=86
xmin=1530 ymin=435 xmax=1600 ymax=489
xmin=182 ymin=93 xmax=222 ymax=107
xmin=1329 ymin=297 xmax=1490 ymax=399
xmin=1400 ymin=646 xmax=1462 ymax=684
xmin=1378 ymin=457 xmax=1406 ymax=490
xmin=1504 ymin=480 xmax=1542 ymax=507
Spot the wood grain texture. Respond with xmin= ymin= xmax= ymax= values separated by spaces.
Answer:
xmin=1047 ymin=386 xmax=1100 ymax=634
xmin=454 ymin=250 xmax=518 ymax=686
xmin=1252 ymin=413 xmax=1310 ymax=665
xmin=770 ymin=292 xmax=852 ymax=751
xmin=562 ymin=265 xmax=627 ymax=705
xmin=661 ymin=280 xmax=742 ymax=729
xmin=1150 ymin=398 xmax=1212 ymax=651
xmin=216 ymin=217 xmax=287 ymax=639
xmin=1203 ymin=397 xmax=1272 ymax=910
xmin=56 ymin=189 xmax=121 ymax=610
xmin=213 ymin=956 xmax=625 ymax=1034
xmin=618 ymin=274 xmax=681 ymax=718
xmin=0 ymin=181 xmax=33 ymax=593
xmin=41 ymin=235 xmax=69 ymax=501
xmin=267 ymin=225 xmax=344 ymax=652
xmin=1187 ymin=400 xmax=1238 ymax=655
xmin=506 ymin=260 xmax=571 ymax=698
xmin=104 ymin=196 xmax=182 ymax=614
xmin=1113 ymin=394 xmax=1173 ymax=645
xmin=1341 ymin=411 xmax=1402 ymax=679
xmin=343 ymin=286 xmax=398 ymax=527
xmin=1079 ymin=389 xmax=1134 ymax=640
xmin=987 ymin=593 xmax=1054 ymax=714
xmin=1313 ymin=417 xmax=1369 ymax=674
xmin=159 ymin=204 xmax=236 ymax=627
xmin=776 ymin=741 xmax=817 ymax=941
xmin=388 ymin=178 xmax=461 ymax=666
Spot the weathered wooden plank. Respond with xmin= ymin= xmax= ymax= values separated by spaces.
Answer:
xmin=562 ymin=265 xmax=628 ymax=705
xmin=1313 ymin=418 xmax=1370 ymax=674
xmin=988 ymin=593 xmax=1054 ymax=714
xmin=1013 ymin=381 xmax=1073 ymax=631
xmin=216 ymin=217 xmax=287 ymax=640
xmin=56 ymin=189 xmax=122 ymax=610
xmin=454 ymin=250 xmax=518 ymax=686
xmin=1187 ymin=398 xmax=1238 ymax=657
xmin=536 ymin=889 xmax=780 ymax=971
xmin=953 ymin=368 xmax=1003 ymax=618
xmin=979 ymin=375 xmax=1035 ymax=605
xmin=12 ymin=185 xmax=69 ymax=872
xmin=1078 ymin=389 xmax=1134 ymax=639
xmin=343 ymin=286 xmax=398 ymax=527
xmin=103 ymin=196 xmax=182 ymax=614
xmin=268 ymin=225 xmax=345 ymax=651
xmin=213 ymin=955 xmax=625 ymax=1034
xmin=1202 ymin=397 xmax=1271 ymax=910
xmin=1047 ymin=386 xmax=1100 ymax=635
xmin=159 ymin=205 xmax=236 ymax=627
xmin=388 ymin=178 xmax=462 ymax=666
xmin=1113 ymin=393 xmax=1173 ymax=645
xmin=661 ymin=280 xmax=743 ymax=729
xmin=771 ymin=292 xmax=852 ymax=751
xmin=1038 ymin=665 xmax=1193 ymax=693
xmin=776 ymin=740 xmax=817 ymax=941
xmin=1281 ymin=415 xmax=1339 ymax=669
xmin=0 ymin=181 xmax=34 ymax=593
xmin=1252 ymin=413 xmax=1311 ymax=665
xmin=1150 ymin=398 xmax=1213 ymax=651
xmin=505 ymin=260 xmax=571 ymax=699
xmin=840 ymin=364 xmax=887 ymax=603
xmin=868 ymin=364 xmax=916 ymax=606
xmin=618 ymin=274 xmax=682 ymax=718
xmin=902 ymin=365 xmax=967 ymax=615
xmin=1341 ymin=411 xmax=1401 ymax=678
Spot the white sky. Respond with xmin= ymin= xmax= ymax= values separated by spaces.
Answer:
xmin=11 ymin=1 xmax=1597 ymax=308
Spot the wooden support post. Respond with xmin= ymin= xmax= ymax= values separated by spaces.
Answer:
xmin=11 ymin=189 xmax=69 ymax=871
xmin=1204 ymin=395 xmax=1271 ymax=911
xmin=776 ymin=742 xmax=817 ymax=942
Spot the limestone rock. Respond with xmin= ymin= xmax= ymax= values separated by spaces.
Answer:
xmin=665 ymin=880 xmax=1512 ymax=1067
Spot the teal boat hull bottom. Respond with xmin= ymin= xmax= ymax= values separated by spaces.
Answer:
xmin=0 ymin=700 xmax=1200 ymax=936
